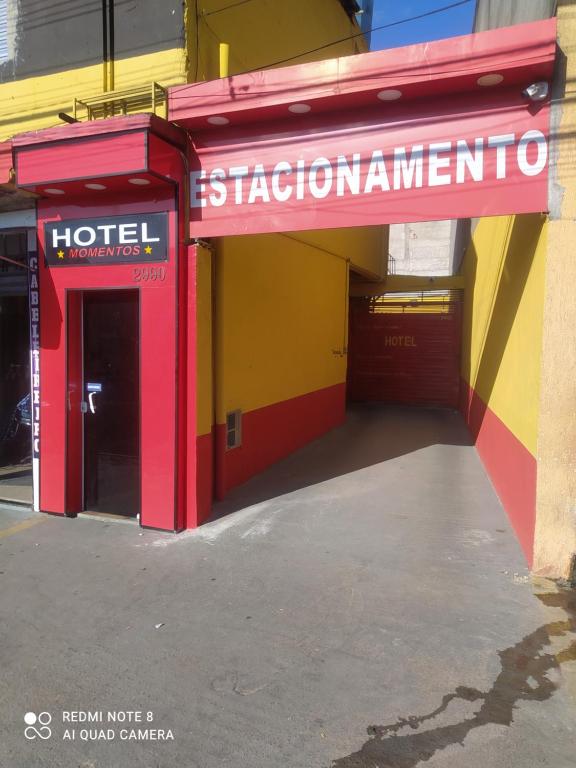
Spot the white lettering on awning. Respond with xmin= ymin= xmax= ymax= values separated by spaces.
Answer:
xmin=190 ymin=130 xmax=548 ymax=209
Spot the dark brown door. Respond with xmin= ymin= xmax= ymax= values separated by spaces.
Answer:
xmin=83 ymin=290 xmax=140 ymax=517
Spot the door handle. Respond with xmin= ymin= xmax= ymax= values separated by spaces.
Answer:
xmin=88 ymin=392 xmax=97 ymax=414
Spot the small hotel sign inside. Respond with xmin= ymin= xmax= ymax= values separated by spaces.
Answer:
xmin=44 ymin=213 xmax=168 ymax=266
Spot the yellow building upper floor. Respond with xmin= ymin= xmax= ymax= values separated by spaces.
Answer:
xmin=0 ymin=0 xmax=368 ymax=141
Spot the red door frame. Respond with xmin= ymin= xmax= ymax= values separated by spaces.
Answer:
xmin=38 ymin=196 xmax=182 ymax=530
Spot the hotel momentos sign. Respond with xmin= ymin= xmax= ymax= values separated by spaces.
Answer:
xmin=44 ymin=213 xmax=168 ymax=266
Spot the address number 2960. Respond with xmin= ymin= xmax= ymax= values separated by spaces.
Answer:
xmin=133 ymin=266 xmax=166 ymax=282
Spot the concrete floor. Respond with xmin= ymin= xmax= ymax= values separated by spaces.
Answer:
xmin=0 ymin=463 xmax=33 ymax=505
xmin=0 ymin=405 xmax=575 ymax=768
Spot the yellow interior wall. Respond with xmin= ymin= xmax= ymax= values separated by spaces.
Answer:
xmin=193 ymin=1 xmax=378 ymax=431
xmin=286 ymin=226 xmax=386 ymax=280
xmin=196 ymin=245 xmax=214 ymax=438
xmin=214 ymin=233 xmax=348 ymax=424
xmin=461 ymin=214 xmax=547 ymax=456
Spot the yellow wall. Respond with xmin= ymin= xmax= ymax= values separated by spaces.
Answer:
xmin=286 ymin=226 xmax=386 ymax=280
xmin=214 ymin=233 xmax=348 ymax=423
xmin=533 ymin=0 xmax=576 ymax=578
xmin=461 ymin=214 xmax=547 ymax=456
xmin=187 ymin=0 xmax=366 ymax=81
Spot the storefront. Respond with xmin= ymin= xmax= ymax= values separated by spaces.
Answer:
xmin=8 ymin=18 xmax=556 ymax=532
xmin=10 ymin=116 xmax=192 ymax=529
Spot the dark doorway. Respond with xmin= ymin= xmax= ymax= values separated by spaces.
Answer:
xmin=0 ymin=230 xmax=33 ymax=505
xmin=0 ymin=295 xmax=32 ymax=503
xmin=83 ymin=290 xmax=140 ymax=517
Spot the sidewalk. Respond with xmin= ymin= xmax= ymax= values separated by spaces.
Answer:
xmin=0 ymin=405 xmax=574 ymax=767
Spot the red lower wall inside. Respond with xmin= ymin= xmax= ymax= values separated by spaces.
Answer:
xmin=460 ymin=379 xmax=536 ymax=566
xmin=215 ymin=382 xmax=346 ymax=500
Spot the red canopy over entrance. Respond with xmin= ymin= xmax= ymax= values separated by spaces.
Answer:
xmin=169 ymin=18 xmax=556 ymax=238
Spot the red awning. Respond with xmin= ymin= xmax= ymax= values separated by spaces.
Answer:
xmin=0 ymin=140 xmax=13 ymax=185
xmin=170 ymin=18 xmax=557 ymax=237
xmin=13 ymin=114 xmax=187 ymax=198
xmin=169 ymin=18 xmax=557 ymax=130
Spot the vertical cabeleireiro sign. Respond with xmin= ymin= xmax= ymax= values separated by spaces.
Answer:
xmin=27 ymin=230 xmax=40 ymax=512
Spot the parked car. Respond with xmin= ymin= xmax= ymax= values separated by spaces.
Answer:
xmin=0 ymin=394 xmax=31 ymax=464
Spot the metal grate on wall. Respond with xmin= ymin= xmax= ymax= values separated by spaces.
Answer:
xmin=361 ymin=290 xmax=463 ymax=315
xmin=226 ymin=410 xmax=242 ymax=450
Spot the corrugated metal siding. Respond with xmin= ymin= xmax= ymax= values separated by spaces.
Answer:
xmin=0 ymin=0 xmax=8 ymax=63
xmin=474 ymin=0 xmax=556 ymax=33
xmin=347 ymin=292 xmax=462 ymax=408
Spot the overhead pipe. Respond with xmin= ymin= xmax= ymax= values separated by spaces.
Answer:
xmin=101 ymin=0 xmax=115 ymax=93
xmin=219 ymin=43 xmax=229 ymax=78
xmin=102 ymin=0 xmax=108 ymax=91
xmin=108 ymin=0 xmax=115 ymax=91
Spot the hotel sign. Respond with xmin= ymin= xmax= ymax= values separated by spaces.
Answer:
xmin=44 ymin=213 xmax=168 ymax=266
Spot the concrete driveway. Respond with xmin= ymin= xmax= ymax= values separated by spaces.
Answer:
xmin=0 ymin=405 xmax=575 ymax=768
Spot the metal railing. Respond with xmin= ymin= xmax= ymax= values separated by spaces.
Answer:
xmin=73 ymin=82 xmax=168 ymax=121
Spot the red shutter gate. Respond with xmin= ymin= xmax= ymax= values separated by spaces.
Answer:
xmin=347 ymin=291 xmax=462 ymax=409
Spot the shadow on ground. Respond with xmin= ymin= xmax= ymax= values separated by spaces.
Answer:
xmin=211 ymin=404 xmax=472 ymax=521
xmin=329 ymin=585 xmax=576 ymax=768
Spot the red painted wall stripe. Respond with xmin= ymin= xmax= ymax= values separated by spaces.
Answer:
xmin=215 ymin=383 xmax=346 ymax=499
xmin=460 ymin=379 xmax=536 ymax=565
xmin=195 ymin=431 xmax=214 ymax=527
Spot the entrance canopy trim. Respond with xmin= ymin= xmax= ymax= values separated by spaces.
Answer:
xmin=169 ymin=19 xmax=556 ymax=130
xmin=177 ymin=19 xmax=556 ymax=237
xmin=13 ymin=115 xmax=187 ymax=199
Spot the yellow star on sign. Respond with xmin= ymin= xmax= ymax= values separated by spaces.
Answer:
xmin=144 ymin=245 xmax=153 ymax=255
xmin=57 ymin=250 xmax=64 ymax=259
